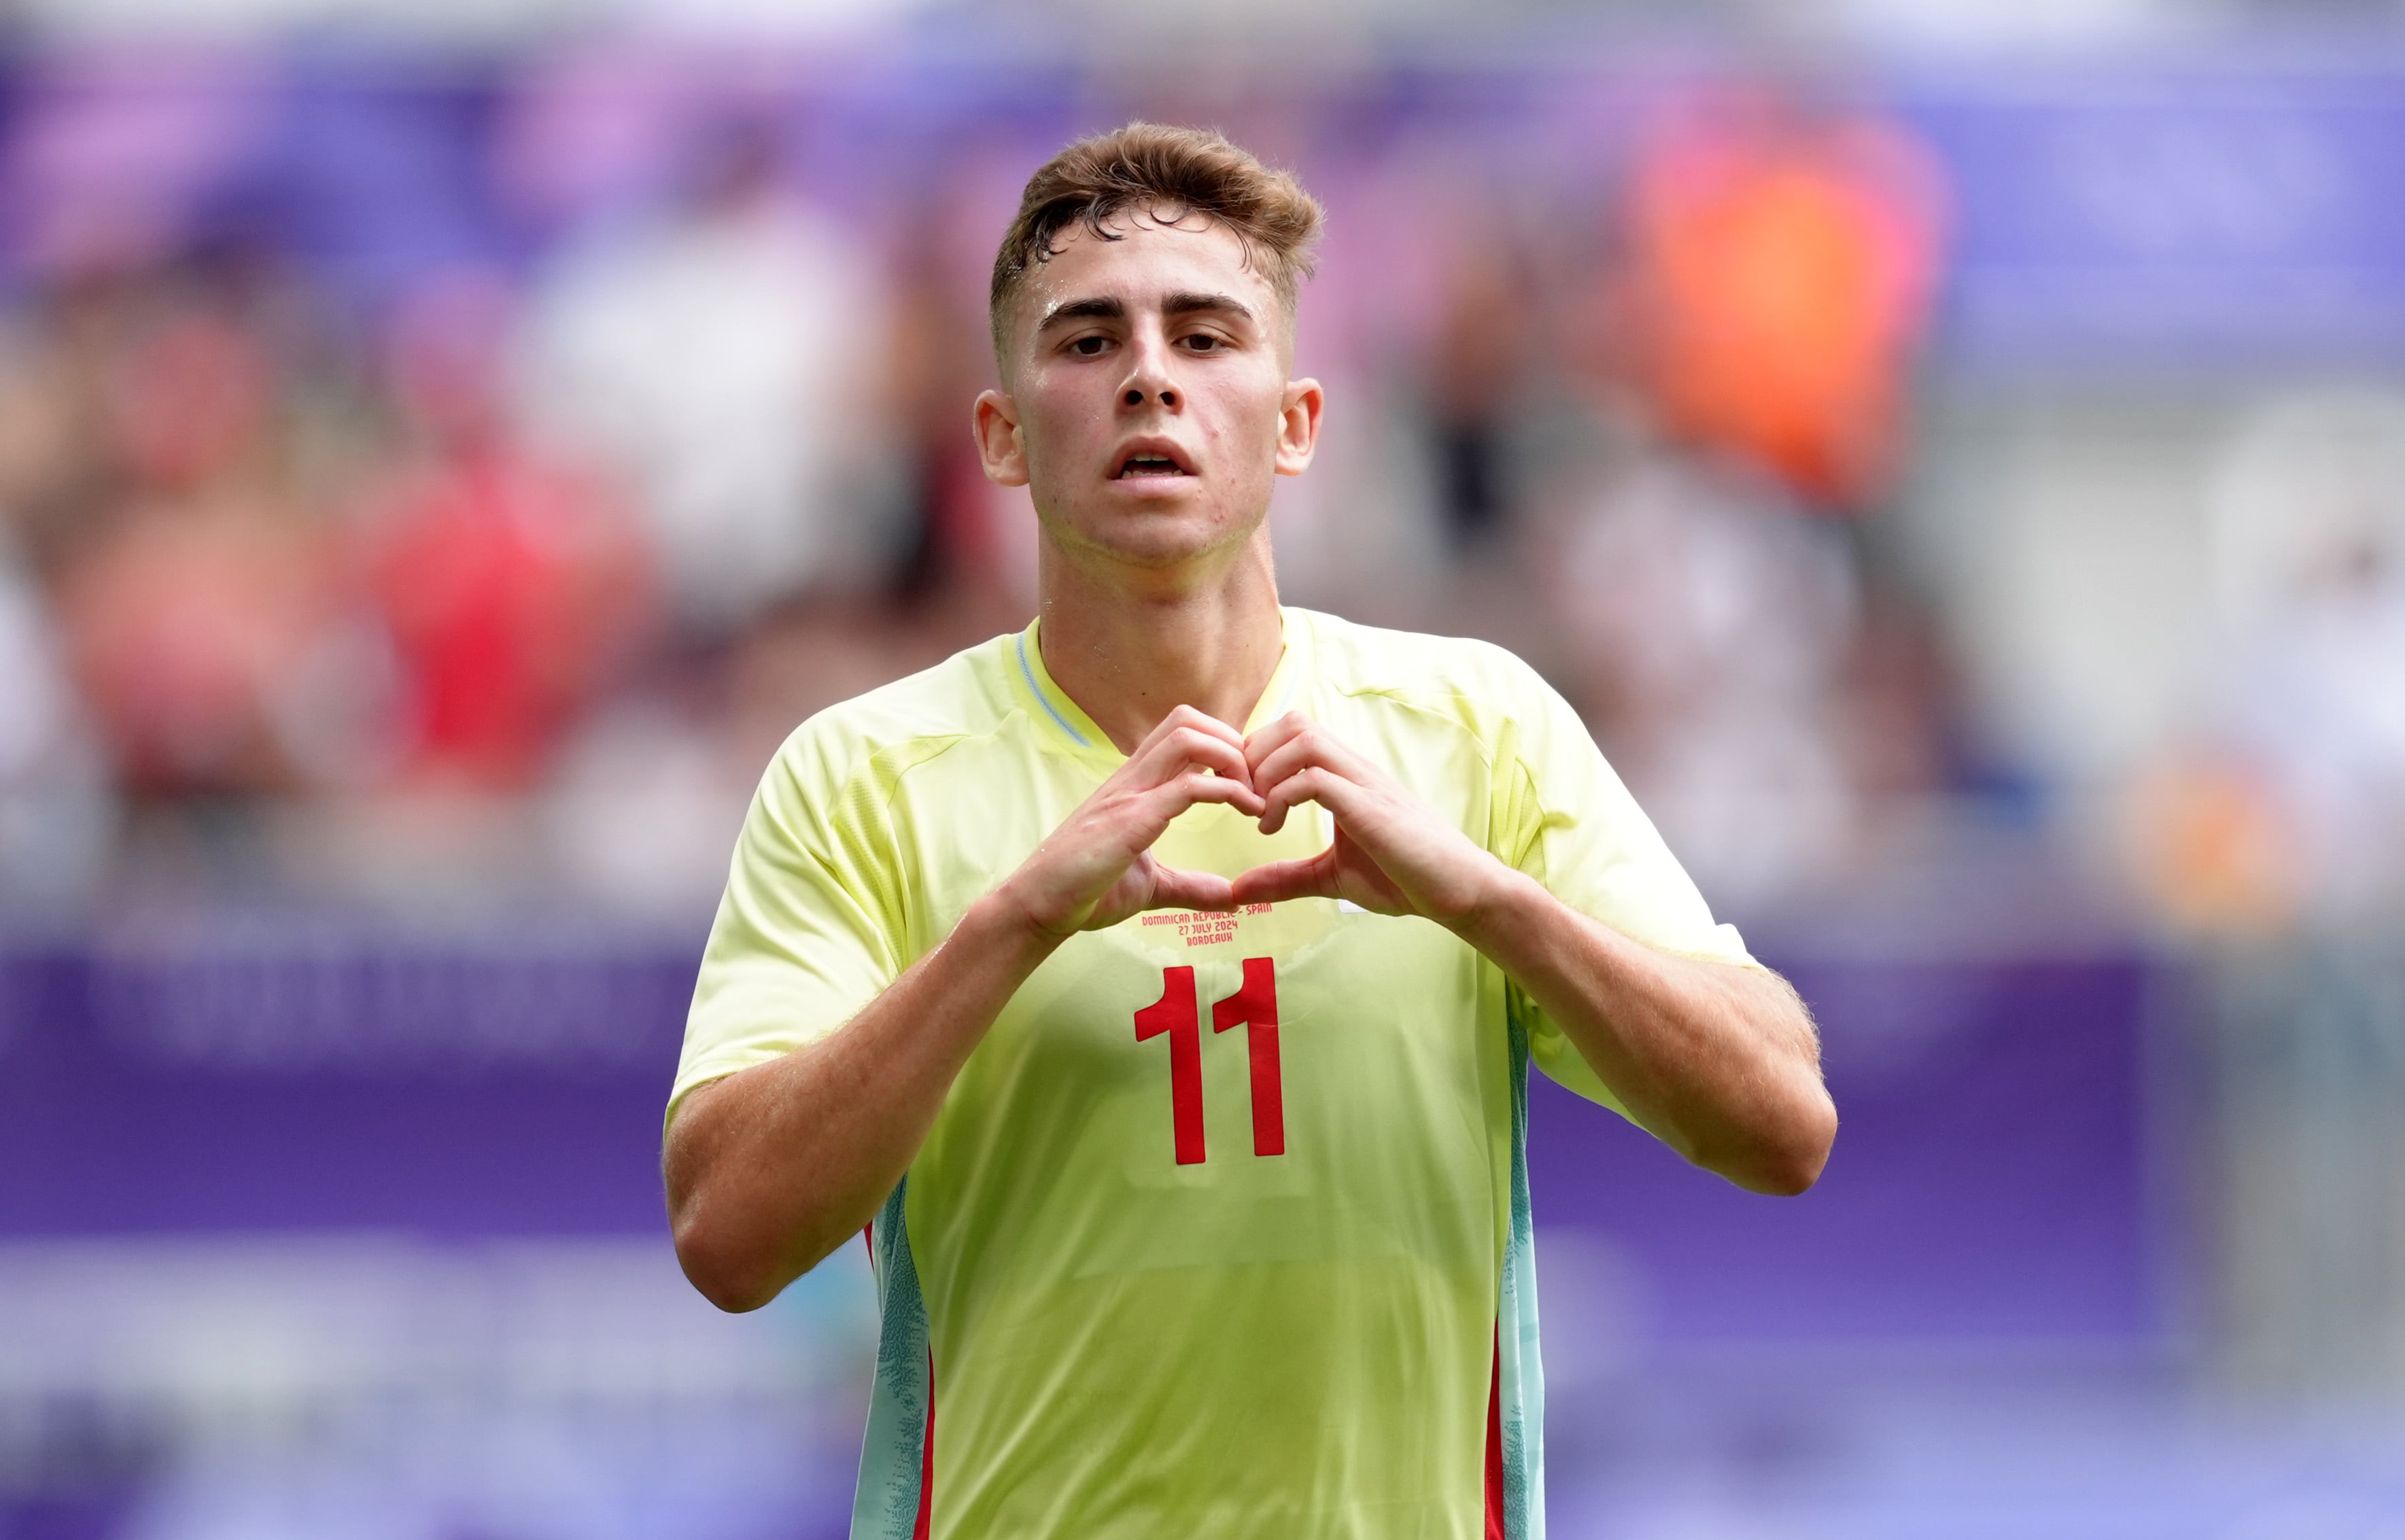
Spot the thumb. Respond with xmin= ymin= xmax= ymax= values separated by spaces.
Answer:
xmin=1228 ymin=850 xmax=1338 ymax=908
xmin=1145 ymin=863 xmax=1241 ymax=913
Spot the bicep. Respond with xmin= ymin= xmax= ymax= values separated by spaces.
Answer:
xmin=1496 ymin=669 xmax=1754 ymax=967
xmin=672 ymin=755 xmax=905 ymax=1130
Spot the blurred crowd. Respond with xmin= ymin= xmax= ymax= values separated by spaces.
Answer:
xmin=0 ymin=52 xmax=2399 ymax=958
xmin=0 ymin=65 xmax=1978 ymax=922
xmin=3 ymin=41 xmax=2405 ymax=1534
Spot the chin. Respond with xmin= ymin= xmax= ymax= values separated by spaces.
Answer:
xmin=1054 ymin=503 xmax=1253 ymax=571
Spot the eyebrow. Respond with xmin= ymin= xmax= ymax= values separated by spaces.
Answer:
xmin=1035 ymin=291 xmax=1257 ymax=334
xmin=1162 ymin=291 xmax=1254 ymax=323
xmin=1037 ymin=296 xmax=1124 ymax=332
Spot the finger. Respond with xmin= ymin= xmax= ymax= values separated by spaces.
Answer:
xmin=1251 ymin=724 xmax=1379 ymax=797
xmin=1256 ymin=765 xmax=1323 ymax=837
xmin=1241 ymin=711 xmax=1313 ymax=778
xmin=1228 ymin=850 xmax=1338 ymax=907
xmin=1250 ymin=733 xmax=1330 ymax=799
xmin=1144 ymin=864 xmax=1239 ymax=913
xmin=1132 ymin=704 xmax=1246 ymax=765
xmin=1143 ymin=771 xmax=1267 ymax=826
xmin=1132 ymin=725 xmax=1257 ymax=794
xmin=1256 ymin=765 xmax=1364 ymax=837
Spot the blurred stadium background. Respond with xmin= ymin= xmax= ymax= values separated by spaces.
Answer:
xmin=3 ymin=0 xmax=2405 ymax=1535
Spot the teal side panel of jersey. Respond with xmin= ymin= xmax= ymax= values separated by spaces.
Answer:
xmin=854 ymin=1178 xmax=932 ymax=1539
xmin=1501 ymin=1004 xmax=1546 ymax=1539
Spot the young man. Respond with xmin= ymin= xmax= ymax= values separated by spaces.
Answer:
xmin=663 ymin=124 xmax=1835 ymax=1540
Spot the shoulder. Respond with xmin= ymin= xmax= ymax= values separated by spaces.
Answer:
xmin=760 ymin=633 xmax=1018 ymax=807
xmin=1296 ymin=608 xmax=1568 ymax=737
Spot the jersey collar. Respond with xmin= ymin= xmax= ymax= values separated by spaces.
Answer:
xmin=1012 ymin=608 xmax=1313 ymax=761
xmin=1242 ymin=607 xmax=1311 ymax=735
xmin=1012 ymin=618 xmax=1111 ymax=758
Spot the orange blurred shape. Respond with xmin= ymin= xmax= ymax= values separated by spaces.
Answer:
xmin=1625 ymin=98 xmax=1945 ymax=511
xmin=2124 ymin=756 xmax=2302 ymax=938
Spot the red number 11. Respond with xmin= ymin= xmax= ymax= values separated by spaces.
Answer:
xmin=1134 ymin=958 xmax=1285 ymax=1166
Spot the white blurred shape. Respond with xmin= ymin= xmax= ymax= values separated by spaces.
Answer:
xmin=0 ymin=1237 xmax=868 ymax=1540
xmin=619 ymin=0 xmax=917 ymax=41
xmin=0 ymin=557 xmax=66 ymax=783
xmin=2206 ymin=389 xmax=2405 ymax=921
xmin=2208 ymin=389 xmax=2405 ymax=635
xmin=519 ymin=189 xmax=894 ymax=635
xmin=19 ymin=0 xmax=587 ymax=44
xmin=1824 ymin=0 xmax=2192 ymax=50
xmin=1557 ymin=456 xmax=1860 ymax=907
xmin=1531 ymin=1226 xmax=1650 ymax=1393
xmin=0 ymin=549 xmax=113 ymax=907
xmin=545 ymin=699 xmax=749 ymax=920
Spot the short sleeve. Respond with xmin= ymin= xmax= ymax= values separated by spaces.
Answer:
xmin=1487 ymin=664 xmax=1759 ymax=1117
xmin=667 ymin=731 xmax=908 ymax=1127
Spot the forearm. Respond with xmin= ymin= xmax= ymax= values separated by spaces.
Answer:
xmin=665 ymin=894 xmax=1058 ymax=1310
xmin=1454 ymin=870 xmax=1834 ymax=1194
xmin=665 ymin=707 xmax=1270 ymax=1312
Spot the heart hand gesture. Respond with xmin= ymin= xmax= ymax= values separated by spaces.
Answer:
xmin=992 ymin=705 xmax=1266 ymax=940
xmin=1228 ymin=713 xmax=1506 ymax=928
xmin=994 ymin=706 xmax=1504 ymax=946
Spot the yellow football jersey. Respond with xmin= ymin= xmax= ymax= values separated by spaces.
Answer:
xmin=672 ymin=608 xmax=1754 ymax=1540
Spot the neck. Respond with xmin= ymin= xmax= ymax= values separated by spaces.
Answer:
xmin=1035 ymin=526 xmax=1285 ymax=753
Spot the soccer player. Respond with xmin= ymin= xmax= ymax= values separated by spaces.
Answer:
xmin=663 ymin=123 xmax=1835 ymax=1539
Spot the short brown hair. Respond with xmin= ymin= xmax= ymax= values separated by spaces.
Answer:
xmin=988 ymin=122 xmax=1325 ymax=361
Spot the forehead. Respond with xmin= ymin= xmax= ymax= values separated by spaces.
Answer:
xmin=1014 ymin=212 xmax=1278 ymax=334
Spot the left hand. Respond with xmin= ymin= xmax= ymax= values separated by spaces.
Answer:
xmin=1228 ymin=713 xmax=1509 ymax=927
xmin=1232 ymin=716 xmax=1835 ymax=1195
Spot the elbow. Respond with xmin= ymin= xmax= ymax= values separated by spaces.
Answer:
xmin=1703 ymin=1085 xmax=1837 ymax=1197
xmin=1744 ymin=1087 xmax=1838 ymax=1197
xmin=670 ymin=1186 xmax=832 ymax=1314
xmin=674 ymin=1217 xmax=784 ymax=1314
xmin=664 ymin=1100 xmax=822 ymax=1314
xmin=1739 ymin=1145 xmax=1827 ymax=1198
xmin=670 ymin=1176 xmax=854 ymax=1313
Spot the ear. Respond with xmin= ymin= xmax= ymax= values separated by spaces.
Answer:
xmin=1273 ymin=377 xmax=1323 ymax=477
xmin=975 ymin=389 xmax=1028 ymax=487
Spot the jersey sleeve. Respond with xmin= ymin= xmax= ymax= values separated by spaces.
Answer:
xmin=1489 ymin=662 xmax=1759 ymax=1118
xmin=668 ymin=726 xmax=909 ymax=1127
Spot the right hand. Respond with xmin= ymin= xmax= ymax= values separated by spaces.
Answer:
xmin=992 ymin=705 xmax=1266 ymax=941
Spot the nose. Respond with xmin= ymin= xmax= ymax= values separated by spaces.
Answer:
xmin=1119 ymin=333 xmax=1179 ymax=410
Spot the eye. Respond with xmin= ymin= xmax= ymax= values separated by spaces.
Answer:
xmin=1069 ymin=335 xmax=1111 ymax=357
xmin=1180 ymin=333 xmax=1224 ymax=353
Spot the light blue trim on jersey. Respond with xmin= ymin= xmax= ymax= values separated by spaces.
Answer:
xmin=1500 ymin=1005 xmax=1546 ymax=1539
xmin=1016 ymin=630 xmax=1091 ymax=748
xmin=854 ymin=1178 xmax=933 ymax=1539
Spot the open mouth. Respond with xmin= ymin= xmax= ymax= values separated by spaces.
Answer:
xmin=1115 ymin=452 xmax=1193 ymax=479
